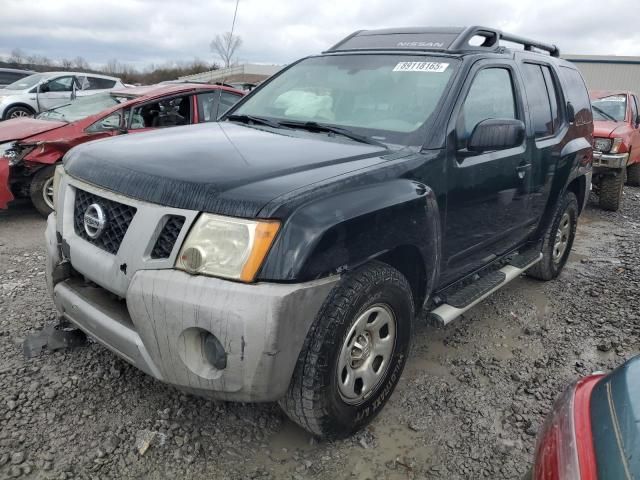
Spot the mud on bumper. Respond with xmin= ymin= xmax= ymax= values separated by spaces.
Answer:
xmin=46 ymin=215 xmax=338 ymax=402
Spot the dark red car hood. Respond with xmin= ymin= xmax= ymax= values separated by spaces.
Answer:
xmin=593 ymin=120 xmax=627 ymax=138
xmin=0 ymin=118 xmax=67 ymax=143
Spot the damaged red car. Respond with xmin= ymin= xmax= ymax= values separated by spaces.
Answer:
xmin=0 ymin=83 xmax=244 ymax=215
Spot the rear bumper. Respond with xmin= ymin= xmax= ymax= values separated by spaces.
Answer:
xmin=0 ymin=157 xmax=13 ymax=208
xmin=592 ymin=151 xmax=628 ymax=169
xmin=46 ymin=214 xmax=339 ymax=401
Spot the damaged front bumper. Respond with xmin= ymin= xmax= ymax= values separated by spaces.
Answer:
xmin=0 ymin=157 xmax=13 ymax=209
xmin=46 ymin=214 xmax=338 ymax=402
xmin=592 ymin=151 xmax=628 ymax=170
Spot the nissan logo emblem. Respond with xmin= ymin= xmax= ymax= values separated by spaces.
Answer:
xmin=83 ymin=203 xmax=107 ymax=239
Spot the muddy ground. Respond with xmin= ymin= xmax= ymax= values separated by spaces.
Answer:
xmin=1 ymin=188 xmax=639 ymax=480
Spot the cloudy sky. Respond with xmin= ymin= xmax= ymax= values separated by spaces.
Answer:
xmin=1 ymin=0 xmax=639 ymax=69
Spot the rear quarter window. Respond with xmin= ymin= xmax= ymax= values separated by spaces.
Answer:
xmin=86 ymin=77 xmax=117 ymax=90
xmin=559 ymin=67 xmax=592 ymax=126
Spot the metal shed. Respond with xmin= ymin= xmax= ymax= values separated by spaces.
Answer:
xmin=563 ymin=54 xmax=640 ymax=92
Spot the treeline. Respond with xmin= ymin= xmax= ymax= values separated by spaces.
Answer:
xmin=0 ymin=48 xmax=219 ymax=84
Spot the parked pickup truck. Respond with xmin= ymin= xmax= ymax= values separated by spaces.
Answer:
xmin=590 ymin=90 xmax=640 ymax=211
xmin=46 ymin=26 xmax=593 ymax=438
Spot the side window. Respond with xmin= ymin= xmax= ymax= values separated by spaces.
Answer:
xmin=559 ymin=67 xmax=591 ymax=126
xmin=522 ymin=64 xmax=553 ymax=138
xmin=458 ymin=68 xmax=517 ymax=146
xmin=196 ymin=92 xmax=218 ymax=123
xmin=218 ymin=92 xmax=242 ymax=117
xmin=130 ymin=96 xmax=190 ymax=129
xmin=541 ymin=66 xmax=561 ymax=133
xmin=86 ymin=111 xmax=122 ymax=133
xmin=45 ymin=76 xmax=74 ymax=92
xmin=0 ymin=72 xmax=21 ymax=84
xmin=630 ymin=95 xmax=638 ymax=125
xmin=87 ymin=77 xmax=117 ymax=90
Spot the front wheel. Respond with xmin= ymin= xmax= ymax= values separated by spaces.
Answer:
xmin=279 ymin=261 xmax=414 ymax=438
xmin=30 ymin=165 xmax=57 ymax=217
xmin=627 ymin=163 xmax=640 ymax=186
xmin=527 ymin=191 xmax=578 ymax=281
xmin=599 ymin=170 xmax=625 ymax=211
xmin=4 ymin=105 xmax=34 ymax=120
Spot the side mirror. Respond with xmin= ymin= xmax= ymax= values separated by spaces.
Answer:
xmin=38 ymin=83 xmax=50 ymax=94
xmin=567 ymin=101 xmax=576 ymax=123
xmin=467 ymin=118 xmax=525 ymax=153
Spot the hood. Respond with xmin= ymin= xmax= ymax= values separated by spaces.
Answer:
xmin=0 ymin=117 xmax=67 ymax=143
xmin=64 ymin=122 xmax=388 ymax=218
xmin=593 ymin=120 xmax=627 ymax=138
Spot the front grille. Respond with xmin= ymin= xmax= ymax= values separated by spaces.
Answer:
xmin=150 ymin=216 xmax=185 ymax=259
xmin=74 ymin=189 xmax=137 ymax=255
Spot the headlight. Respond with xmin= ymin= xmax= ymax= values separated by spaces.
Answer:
xmin=609 ymin=137 xmax=624 ymax=154
xmin=52 ymin=164 xmax=64 ymax=211
xmin=176 ymin=214 xmax=280 ymax=282
xmin=0 ymin=142 xmax=35 ymax=166
xmin=593 ymin=137 xmax=612 ymax=152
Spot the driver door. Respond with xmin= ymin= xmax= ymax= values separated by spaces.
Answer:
xmin=442 ymin=63 xmax=533 ymax=283
xmin=37 ymin=76 xmax=76 ymax=112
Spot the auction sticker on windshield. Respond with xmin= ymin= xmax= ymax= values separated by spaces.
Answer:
xmin=392 ymin=62 xmax=449 ymax=73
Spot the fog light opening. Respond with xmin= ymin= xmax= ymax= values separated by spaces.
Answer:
xmin=177 ymin=327 xmax=227 ymax=379
xmin=201 ymin=331 xmax=227 ymax=370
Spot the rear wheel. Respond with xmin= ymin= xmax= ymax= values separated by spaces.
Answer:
xmin=279 ymin=261 xmax=414 ymax=438
xmin=599 ymin=170 xmax=625 ymax=211
xmin=527 ymin=191 xmax=578 ymax=281
xmin=627 ymin=163 xmax=640 ymax=186
xmin=30 ymin=165 xmax=57 ymax=217
xmin=4 ymin=105 xmax=34 ymax=120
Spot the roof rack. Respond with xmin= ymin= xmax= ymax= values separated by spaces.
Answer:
xmin=325 ymin=26 xmax=560 ymax=57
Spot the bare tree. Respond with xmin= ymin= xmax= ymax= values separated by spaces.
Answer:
xmin=105 ymin=58 xmax=120 ymax=74
xmin=73 ymin=56 xmax=89 ymax=70
xmin=9 ymin=48 xmax=24 ymax=64
xmin=61 ymin=58 xmax=74 ymax=69
xmin=210 ymin=32 xmax=242 ymax=68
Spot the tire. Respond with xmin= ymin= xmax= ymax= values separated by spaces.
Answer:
xmin=29 ymin=165 xmax=57 ymax=217
xmin=279 ymin=261 xmax=414 ymax=438
xmin=599 ymin=170 xmax=625 ymax=211
xmin=527 ymin=191 xmax=578 ymax=281
xmin=4 ymin=105 xmax=34 ymax=120
xmin=627 ymin=163 xmax=640 ymax=186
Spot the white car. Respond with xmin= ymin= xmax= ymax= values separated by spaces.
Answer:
xmin=0 ymin=72 xmax=125 ymax=120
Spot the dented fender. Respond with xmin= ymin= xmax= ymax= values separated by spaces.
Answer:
xmin=259 ymin=178 xmax=441 ymax=301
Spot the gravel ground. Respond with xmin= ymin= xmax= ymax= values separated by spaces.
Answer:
xmin=1 ymin=188 xmax=639 ymax=480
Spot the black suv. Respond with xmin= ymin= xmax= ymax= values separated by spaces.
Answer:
xmin=46 ymin=26 xmax=593 ymax=438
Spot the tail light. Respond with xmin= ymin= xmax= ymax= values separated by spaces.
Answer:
xmin=532 ymin=376 xmax=602 ymax=480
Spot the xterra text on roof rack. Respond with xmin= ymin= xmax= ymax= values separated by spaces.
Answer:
xmin=46 ymin=26 xmax=593 ymax=438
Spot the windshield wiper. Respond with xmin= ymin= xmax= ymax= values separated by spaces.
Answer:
xmin=592 ymin=105 xmax=617 ymax=122
xmin=226 ymin=114 xmax=284 ymax=129
xmin=278 ymin=121 xmax=387 ymax=148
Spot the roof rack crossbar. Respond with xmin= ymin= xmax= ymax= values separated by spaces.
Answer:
xmin=450 ymin=26 xmax=560 ymax=57
xmin=325 ymin=26 xmax=560 ymax=57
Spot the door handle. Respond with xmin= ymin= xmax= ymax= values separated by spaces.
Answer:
xmin=516 ymin=162 xmax=531 ymax=179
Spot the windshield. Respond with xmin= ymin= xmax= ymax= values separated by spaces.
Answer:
xmin=4 ymin=73 xmax=47 ymax=91
xmin=37 ymin=92 xmax=129 ymax=122
xmin=591 ymin=94 xmax=627 ymax=122
xmin=231 ymin=54 xmax=458 ymax=146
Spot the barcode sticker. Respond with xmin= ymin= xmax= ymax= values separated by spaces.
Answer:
xmin=392 ymin=62 xmax=449 ymax=73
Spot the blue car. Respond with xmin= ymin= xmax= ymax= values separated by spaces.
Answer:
xmin=531 ymin=356 xmax=640 ymax=479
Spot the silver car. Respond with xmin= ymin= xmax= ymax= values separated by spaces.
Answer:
xmin=0 ymin=72 xmax=125 ymax=120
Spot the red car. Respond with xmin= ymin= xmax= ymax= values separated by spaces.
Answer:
xmin=0 ymin=83 xmax=244 ymax=215
xmin=590 ymin=90 xmax=640 ymax=211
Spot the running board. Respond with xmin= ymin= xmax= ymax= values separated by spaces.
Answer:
xmin=430 ymin=252 xmax=543 ymax=326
